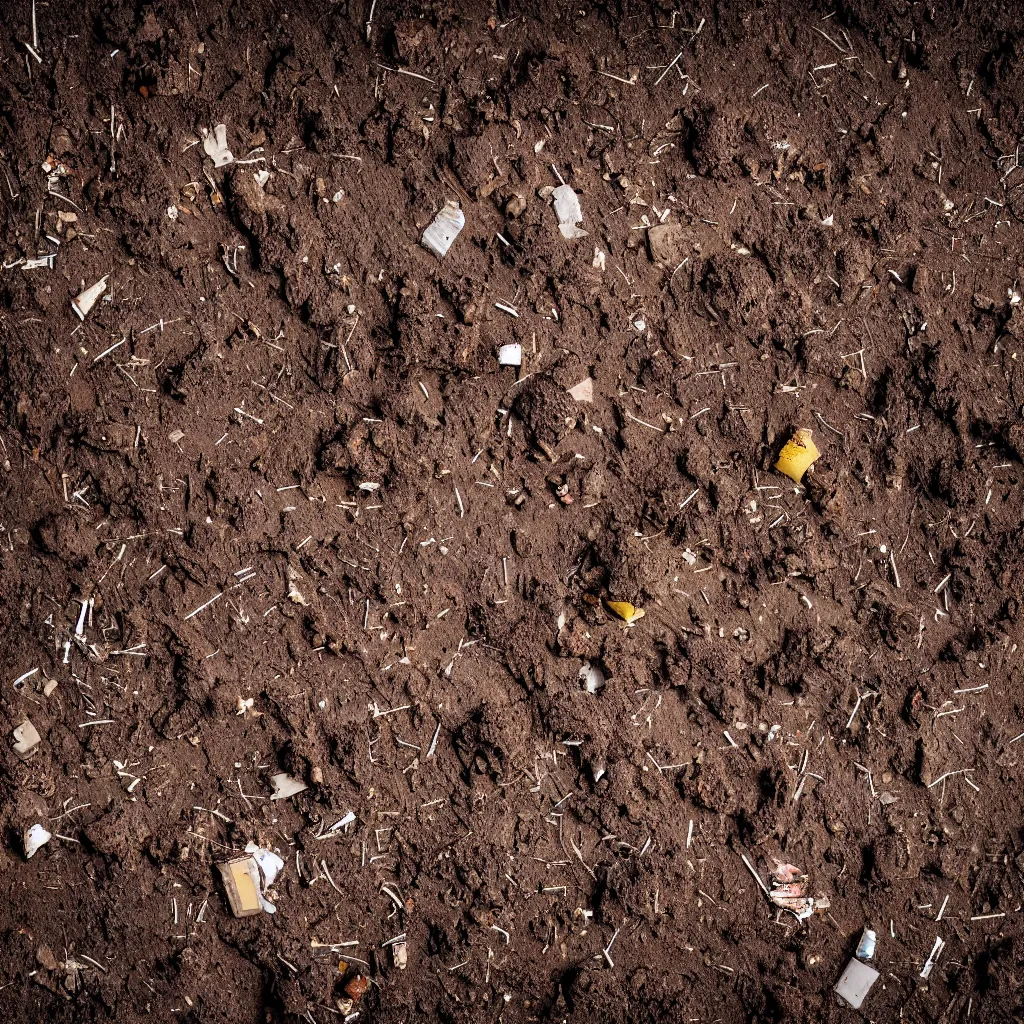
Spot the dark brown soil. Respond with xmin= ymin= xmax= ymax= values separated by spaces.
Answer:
xmin=2 ymin=1 xmax=1024 ymax=1021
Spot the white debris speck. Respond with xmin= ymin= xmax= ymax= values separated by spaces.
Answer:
xmin=421 ymin=201 xmax=465 ymax=258
xmin=553 ymin=184 xmax=587 ymax=239
xmin=592 ymin=248 xmax=606 ymax=271
xmin=254 ymin=169 xmax=271 ymax=187
xmin=203 ymin=124 xmax=234 ymax=167
xmin=167 ymin=205 xmax=179 ymax=220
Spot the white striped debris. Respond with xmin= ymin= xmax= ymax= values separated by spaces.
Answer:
xmin=203 ymin=124 xmax=234 ymax=167
xmin=553 ymin=184 xmax=587 ymax=239
xmin=421 ymin=201 xmax=464 ymax=258
xmin=72 ymin=276 xmax=108 ymax=320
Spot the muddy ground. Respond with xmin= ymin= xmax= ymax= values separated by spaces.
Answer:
xmin=1 ymin=0 xmax=1024 ymax=1021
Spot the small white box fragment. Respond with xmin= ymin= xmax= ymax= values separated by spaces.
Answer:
xmin=12 ymin=719 xmax=41 ymax=758
xmin=834 ymin=957 xmax=879 ymax=1009
xmin=203 ymin=124 xmax=234 ymax=167
xmin=498 ymin=343 xmax=522 ymax=367
xmin=421 ymin=201 xmax=465 ymax=258
xmin=553 ymin=184 xmax=587 ymax=239
xmin=72 ymin=276 xmax=108 ymax=320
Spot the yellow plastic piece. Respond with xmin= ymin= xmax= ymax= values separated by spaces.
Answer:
xmin=775 ymin=428 xmax=820 ymax=483
xmin=606 ymin=600 xmax=645 ymax=625
xmin=219 ymin=856 xmax=262 ymax=917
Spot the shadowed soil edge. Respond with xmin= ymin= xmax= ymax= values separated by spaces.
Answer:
xmin=1 ymin=0 xmax=1024 ymax=1021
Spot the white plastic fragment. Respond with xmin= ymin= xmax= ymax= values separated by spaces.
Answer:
xmin=421 ymin=201 xmax=465 ymax=258
xmin=254 ymin=169 xmax=271 ymax=187
xmin=203 ymin=124 xmax=234 ymax=167
xmin=498 ymin=343 xmax=522 ymax=367
xmin=12 ymin=719 xmax=41 ymax=758
xmin=592 ymin=248 xmax=606 ymax=271
xmin=579 ymin=662 xmax=606 ymax=694
xmin=72 ymin=276 xmax=108 ymax=320
xmin=856 ymin=927 xmax=877 ymax=960
xmin=553 ymin=184 xmax=587 ymax=239
xmin=24 ymin=824 xmax=52 ymax=859
xmin=568 ymin=378 xmax=593 ymax=403
xmin=920 ymin=935 xmax=945 ymax=980
xmin=244 ymin=842 xmax=285 ymax=913
xmin=269 ymin=773 xmax=308 ymax=801
xmin=834 ymin=957 xmax=879 ymax=1009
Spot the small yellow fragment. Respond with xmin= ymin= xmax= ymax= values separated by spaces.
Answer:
xmin=606 ymin=600 xmax=645 ymax=625
xmin=775 ymin=428 xmax=820 ymax=483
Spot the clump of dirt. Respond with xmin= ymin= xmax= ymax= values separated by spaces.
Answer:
xmin=1 ymin=2 xmax=1024 ymax=1023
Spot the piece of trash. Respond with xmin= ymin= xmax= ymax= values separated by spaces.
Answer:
xmin=167 ymin=204 xmax=179 ymax=220
xmin=605 ymin=600 xmax=645 ymax=625
xmin=856 ymin=927 xmax=877 ymax=961
xmin=12 ymin=719 xmax=41 ymax=758
xmin=236 ymin=696 xmax=254 ymax=715
xmin=834 ymin=956 xmax=880 ymax=1009
xmin=579 ymin=662 xmax=606 ymax=694
xmin=168 ymin=429 xmax=185 ymax=444
xmin=775 ymin=428 xmax=820 ymax=483
xmin=317 ymin=811 xmax=356 ymax=838
xmin=592 ymin=248 xmax=606 ymax=271
xmin=568 ymin=377 xmax=593 ymax=403
xmin=498 ymin=343 xmax=522 ymax=367
xmin=203 ymin=124 xmax=234 ymax=167
xmin=920 ymin=935 xmax=945 ymax=980
xmin=24 ymin=824 xmax=52 ymax=859
xmin=218 ymin=856 xmax=262 ymax=917
xmin=821 ymin=213 xmax=834 ymax=227
xmin=392 ymin=940 xmax=408 ymax=970
xmin=421 ymin=200 xmax=464 ymax=258
xmin=270 ymin=773 xmax=308 ymax=801
xmin=218 ymin=843 xmax=284 ymax=917
xmin=767 ymin=859 xmax=828 ymax=920
xmin=72 ymin=276 xmax=108 ymax=320
xmin=358 ymin=481 xmax=380 ymax=492
xmin=286 ymin=575 xmax=308 ymax=606
xmin=553 ymin=184 xmax=587 ymax=239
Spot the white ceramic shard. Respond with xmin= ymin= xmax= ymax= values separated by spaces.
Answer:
xmin=553 ymin=184 xmax=587 ymax=239
xmin=24 ymin=823 xmax=52 ymax=859
xmin=72 ymin=276 xmax=108 ymax=319
xmin=203 ymin=124 xmax=234 ymax=167
xmin=421 ymin=201 xmax=465 ymax=258
xmin=269 ymin=773 xmax=308 ymax=801
xmin=498 ymin=343 xmax=522 ymax=367
xmin=834 ymin=957 xmax=879 ymax=1009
